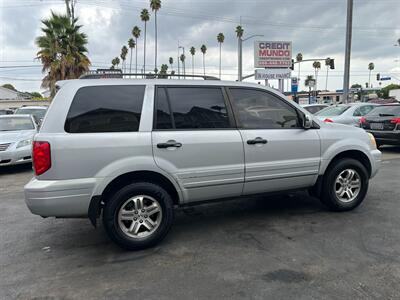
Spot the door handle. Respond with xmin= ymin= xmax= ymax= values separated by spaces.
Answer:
xmin=157 ymin=140 xmax=182 ymax=149
xmin=247 ymin=137 xmax=268 ymax=145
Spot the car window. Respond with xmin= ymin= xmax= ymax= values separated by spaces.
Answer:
xmin=366 ymin=105 xmax=400 ymax=116
xmin=65 ymin=85 xmax=145 ymax=133
xmin=229 ymin=88 xmax=300 ymax=129
xmin=154 ymin=86 xmax=231 ymax=130
xmin=0 ymin=117 xmax=34 ymax=131
xmin=315 ymin=105 xmax=350 ymax=116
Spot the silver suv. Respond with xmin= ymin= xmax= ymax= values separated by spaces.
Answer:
xmin=24 ymin=78 xmax=381 ymax=250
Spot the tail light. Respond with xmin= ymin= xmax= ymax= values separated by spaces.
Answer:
xmin=390 ymin=118 xmax=400 ymax=124
xmin=33 ymin=141 xmax=51 ymax=176
xmin=359 ymin=117 xmax=366 ymax=127
xmin=324 ymin=118 xmax=333 ymax=123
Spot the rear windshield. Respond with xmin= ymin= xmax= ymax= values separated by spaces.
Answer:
xmin=315 ymin=105 xmax=350 ymax=116
xmin=0 ymin=117 xmax=34 ymax=131
xmin=15 ymin=108 xmax=46 ymax=119
xmin=366 ymin=105 xmax=400 ymax=116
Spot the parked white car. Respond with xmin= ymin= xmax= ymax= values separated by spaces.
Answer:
xmin=315 ymin=103 xmax=378 ymax=126
xmin=14 ymin=106 xmax=47 ymax=125
xmin=0 ymin=115 xmax=37 ymax=166
xmin=301 ymin=104 xmax=329 ymax=114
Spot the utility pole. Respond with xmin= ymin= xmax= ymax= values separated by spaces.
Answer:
xmin=343 ymin=0 xmax=353 ymax=104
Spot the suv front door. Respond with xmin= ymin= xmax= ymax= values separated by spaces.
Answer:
xmin=227 ymin=87 xmax=321 ymax=195
xmin=152 ymin=86 xmax=244 ymax=203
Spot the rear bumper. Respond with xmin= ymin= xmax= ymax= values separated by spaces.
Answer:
xmin=24 ymin=177 xmax=98 ymax=217
xmin=0 ymin=146 xmax=32 ymax=166
xmin=367 ymin=130 xmax=400 ymax=145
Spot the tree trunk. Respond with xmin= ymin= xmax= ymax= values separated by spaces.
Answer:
xmin=135 ymin=38 xmax=138 ymax=77
xmin=219 ymin=43 xmax=221 ymax=79
xmin=155 ymin=12 xmax=157 ymax=72
xmin=203 ymin=54 xmax=205 ymax=76
xmin=144 ymin=22 xmax=147 ymax=75
xmin=129 ymin=48 xmax=133 ymax=73
xmin=192 ymin=56 xmax=194 ymax=77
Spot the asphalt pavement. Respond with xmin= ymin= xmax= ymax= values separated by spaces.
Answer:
xmin=1 ymin=147 xmax=400 ymax=299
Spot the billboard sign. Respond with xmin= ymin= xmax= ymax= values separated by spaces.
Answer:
xmin=254 ymin=41 xmax=292 ymax=68
xmin=255 ymin=68 xmax=291 ymax=80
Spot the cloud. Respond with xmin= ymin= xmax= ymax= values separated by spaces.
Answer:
xmin=0 ymin=0 xmax=399 ymax=92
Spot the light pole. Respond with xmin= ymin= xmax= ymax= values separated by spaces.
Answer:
xmin=238 ymin=34 xmax=264 ymax=81
xmin=343 ymin=0 xmax=353 ymax=104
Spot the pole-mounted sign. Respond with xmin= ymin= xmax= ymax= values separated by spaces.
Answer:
xmin=255 ymin=68 xmax=291 ymax=80
xmin=254 ymin=41 xmax=292 ymax=68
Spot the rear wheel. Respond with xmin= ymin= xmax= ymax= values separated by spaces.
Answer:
xmin=102 ymin=182 xmax=174 ymax=250
xmin=320 ymin=158 xmax=369 ymax=211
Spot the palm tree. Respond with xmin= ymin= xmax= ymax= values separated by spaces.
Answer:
xmin=120 ymin=45 xmax=128 ymax=72
xmin=128 ymin=38 xmax=136 ymax=73
xmin=36 ymin=12 xmax=90 ymax=97
xmin=132 ymin=26 xmax=141 ymax=74
xmin=368 ymin=62 xmax=374 ymax=87
xmin=111 ymin=58 xmax=117 ymax=69
xmin=140 ymin=9 xmax=150 ymax=74
xmin=113 ymin=57 xmax=120 ymax=68
xmin=150 ymin=0 xmax=161 ymax=72
xmin=158 ymin=63 xmax=168 ymax=78
xmin=296 ymin=53 xmax=303 ymax=81
xmin=180 ymin=54 xmax=186 ymax=75
xmin=190 ymin=47 xmax=196 ymax=76
xmin=312 ymin=61 xmax=321 ymax=90
xmin=235 ymin=25 xmax=244 ymax=81
xmin=305 ymin=75 xmax=315 ymax=104
xmin=200 ymin=44 xmax=207 ymax=76
xmin=168 ymin=57 xmax=174 ymax=72
xmin=217 ymin=33 xmax=225 ymax=79
xmin=325 ymin=57 xmax=331 ymax=91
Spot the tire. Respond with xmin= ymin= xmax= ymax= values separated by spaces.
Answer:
xmin=320 ymin=158 xmax=369 ymax=211
xmin=102 ymin=182 xmax=174 ymax=250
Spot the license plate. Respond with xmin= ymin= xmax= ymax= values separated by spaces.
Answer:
xmin=370 ymin=123 xmax=384 ymax=130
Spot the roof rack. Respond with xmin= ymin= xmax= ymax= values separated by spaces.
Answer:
xmin=79 ymin=69 xmax=219 ymax=80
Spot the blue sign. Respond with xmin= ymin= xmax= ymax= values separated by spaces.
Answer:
xmin=291 ymin=77 xmax=298 ymax=93
xmin=380 ymin=77 xmax=391 ymax=81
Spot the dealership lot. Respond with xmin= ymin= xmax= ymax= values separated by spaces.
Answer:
xmin=1 ymin=147 xmax=400 ymax=299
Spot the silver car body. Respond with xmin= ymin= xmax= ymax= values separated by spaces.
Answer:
xmin=24 ymin=79 xmax=381 ymax=218
xmin=0 ymin=115 xmax=37 ymax=166
xmin=315 ymin=103 xmax=378 ymax=126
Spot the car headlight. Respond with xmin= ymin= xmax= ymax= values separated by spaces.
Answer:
xmin=16 ymin=139 xmax=32 ymax=149
xmin=367 ymin=133 xmax=377 ymax=149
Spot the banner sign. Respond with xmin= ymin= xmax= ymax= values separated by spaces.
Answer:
xmin=255 ymin=68 xmax=291 ymax=80
xmin=254 ymin=41 xmax=292 ymax=68
xmin=291 ymin=77 xmax=298 ymax=93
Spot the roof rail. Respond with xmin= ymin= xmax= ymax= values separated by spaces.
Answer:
xmin=79 ymin=69 xmax=219 ymax=80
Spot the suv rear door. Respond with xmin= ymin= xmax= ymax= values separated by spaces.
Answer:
xmin=152 ymin=85 xmax=244 ymax=203
xmin=227 ymin=87 xmax=321 ymax=195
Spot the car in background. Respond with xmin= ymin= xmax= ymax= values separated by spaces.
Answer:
xmin=0 ymin=115 xmax=37 ymax=166
xmin=301 ymin=104 xmax=329 ymax=114
xmin=360 ymin=104 xmax=400 ymax=147
xmin=14 ymin=106 xmax=47 ymax=125
xmin=315 ymin=103 xmax=378 ymax=126
xmin=0 ymin=109 xmax=14 ymax=115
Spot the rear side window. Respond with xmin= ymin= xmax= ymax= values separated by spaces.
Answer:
xmin=65 ymin=85 xmax=145 ymax=133
xmin=154 ymin=87 xmax=231 ymax=130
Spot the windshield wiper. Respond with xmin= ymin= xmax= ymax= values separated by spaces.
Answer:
xmin=379 ymin=113 xmax=395 ymax=117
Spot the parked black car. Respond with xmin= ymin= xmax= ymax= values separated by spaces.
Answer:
xmin=360 ymin=104 xmax=400 ymax=147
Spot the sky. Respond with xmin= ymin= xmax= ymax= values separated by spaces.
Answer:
xmin=0 ymin=0 xmax=399 ymax=94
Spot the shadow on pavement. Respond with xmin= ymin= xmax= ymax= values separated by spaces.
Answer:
xmin=0 ymin=163 xmax=32 ymax=175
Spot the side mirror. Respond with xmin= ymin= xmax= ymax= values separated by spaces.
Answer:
xmin=303 ymin=114 xmax=312 ymax=129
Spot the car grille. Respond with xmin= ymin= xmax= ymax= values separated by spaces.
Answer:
xmin=0 ymin=143 xmax=11 ymax=151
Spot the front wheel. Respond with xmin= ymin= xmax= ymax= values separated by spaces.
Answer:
xmin=320 ymin=158 xmax=369 ymax=211
xmin=102 ymin=182 xmax=174 ymax=250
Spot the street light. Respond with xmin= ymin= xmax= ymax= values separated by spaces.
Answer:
xmin=238 ymin=34 xmax=264 ymax=81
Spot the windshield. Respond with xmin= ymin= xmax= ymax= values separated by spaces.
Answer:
xmin=366 ymin=106 xmax=400 ymax=117
xmin=315 ymin=105 xmax=350 ymax=116
xmin=15 ymin=108 xmax=46 ymax=119
xmin=0 ymin=117 xmax=34 ymax=131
